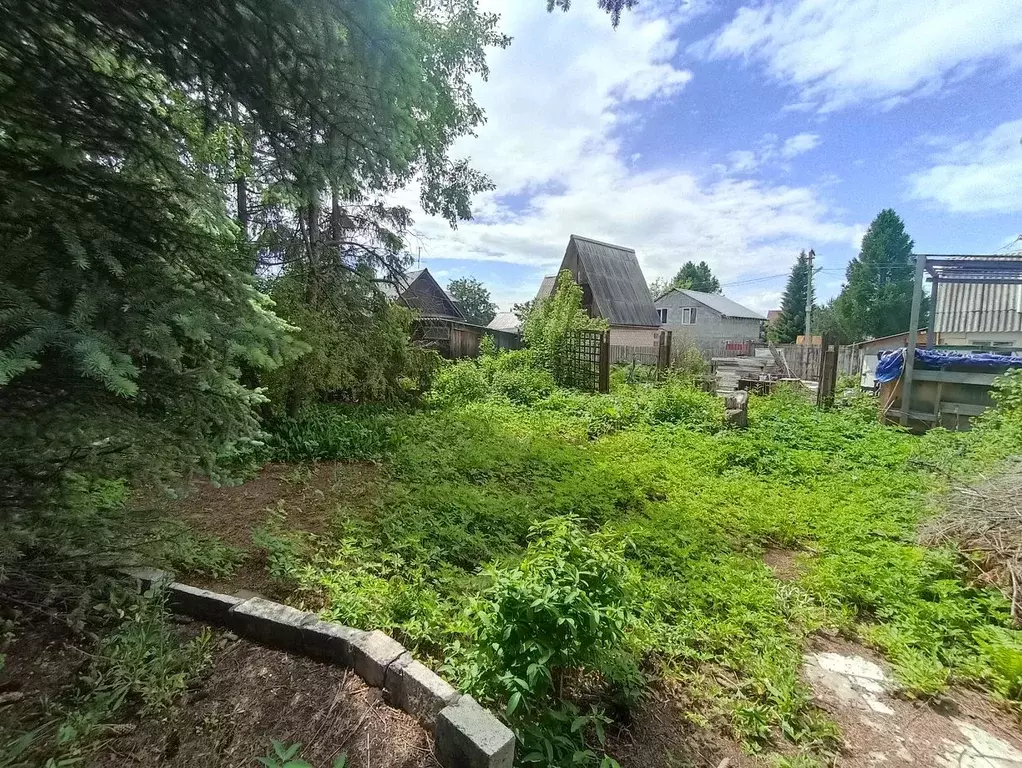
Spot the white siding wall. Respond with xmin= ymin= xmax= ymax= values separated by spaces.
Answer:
xmin=655 ymin=292 xmax=762 ymax=345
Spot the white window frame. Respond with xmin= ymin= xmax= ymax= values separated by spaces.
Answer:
xmin=657 ymin=308 xmax=668 ymax=324
xmin=682 ymin=307 xmax=697 ymax=325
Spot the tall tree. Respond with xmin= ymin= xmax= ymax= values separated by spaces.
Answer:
xmin=770 ymin=251 xmax=813 ymax=343
xmin=547 ymin=0 xmax=638 ymax=26
xmin=672 ymin=261 xmax=721 ymax=293
xmin=833 ymin=209 xmax=924 ymax=342
xmin=0 ymin=0 xmax=510 ymax=516
xmin=448 ymin=277 xmax=497 ymax=325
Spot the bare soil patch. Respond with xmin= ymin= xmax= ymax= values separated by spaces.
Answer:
xmin=607 ymin=679 xmax=764 ymax=768
xmin=140 ymin=461 xmax=382 ymax=549
xmin=803 ymin=633 xmax=1022 ymax=768
xmin=762 ymin=547 xmax=800 ymax=581
xmin=93 ymin=626 xmax=435 ymax=768
xmin=0 ymin=620 xmax=83 ymax=734
xmin=2 ymin=615 xmax=434 ymax=768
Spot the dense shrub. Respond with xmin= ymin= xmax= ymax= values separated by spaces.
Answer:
xmin=268 ymin=404 xmax=397 ymax=462
xmin=429 ymin=360 xmax=489 ymax=406
xmin=453 ymin=517 xmax=637 ymax=768
xmin=522 ymin=271 xmax=606 ymax=384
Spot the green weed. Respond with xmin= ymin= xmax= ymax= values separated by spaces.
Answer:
xmin=260 ymin=369 xmax=1022 ymax=763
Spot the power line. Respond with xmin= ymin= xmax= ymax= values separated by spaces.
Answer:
xmin=719 ymin=272 xmax=790 ymax=287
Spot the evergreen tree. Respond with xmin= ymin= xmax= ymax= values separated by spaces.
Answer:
xmin=448 ymin=277 xmax=498 ymax=326
xmin=0 ymin=0 xmax=510 ymax=515
xmin=672 ymin=261 xmax=721 ymax=293
xmin=770 ymin=251 xmax=813 ymax=343
xmin=833 ymin=209 xmax=925 ymax=342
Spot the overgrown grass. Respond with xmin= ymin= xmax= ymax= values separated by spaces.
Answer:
xmin=260 ymin=363 xmax=1022 ymax=764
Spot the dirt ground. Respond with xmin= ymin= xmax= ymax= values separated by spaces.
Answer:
xmin=0 ymin=616 xmax=435 ymax=768
xmin=143 ymin=461 xmax=382 ymax=548
xmin=95 ymin=626 xmax=435 ymax=768
xmin=804 ymin=633 xmax=1022 ymax=768
xmin=762 ymin=547 xmax=801 ymax=582
xmin=607 ymin=679 xmax=764 ymax=768
xmin=138 ymin=461 xmax=383 ymax=597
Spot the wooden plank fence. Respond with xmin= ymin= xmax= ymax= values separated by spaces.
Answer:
xmin=606 ymin=336 xmax=864 ymax=385
xmin=770 ymin=344 xmax=861 ymax=382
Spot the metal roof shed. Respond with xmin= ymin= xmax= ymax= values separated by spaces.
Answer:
xmin=899 ymin=254 xmax=1022 ymax=427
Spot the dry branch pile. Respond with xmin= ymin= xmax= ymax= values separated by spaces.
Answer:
xmin=922 ymin=462 xmax=1022 ymax=627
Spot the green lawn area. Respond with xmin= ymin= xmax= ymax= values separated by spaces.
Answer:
xmin=235 ymin=365 xmax=1022 ymax=766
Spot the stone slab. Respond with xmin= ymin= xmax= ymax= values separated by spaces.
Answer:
xmin=301 ymin=618 xmax=365 ymax=666
xmin=349 ymin=629 xmax=406 ymax=688
xmin=435 ymin=695 xmax=514 ymax=768
xmin=228 ymin=597 xmax=315 ymax=651
xmin=167 ymin=583 xmax=243 ymax=623
xmin=120 ymin=567 xmax=175 ymax=593
xmin=387 ymin=657 xmax=461 ymax=729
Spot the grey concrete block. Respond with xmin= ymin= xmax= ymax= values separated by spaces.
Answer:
xmin=384 ymin=651 xmax=414 ymax=703
xmin=301 ymin=619 xmax=365 ymax=666
xmin=167 ymin=583 xmax=243 ymax=623
xmin=120 ymin=567 xmax=174 ymax=594
xmin=349 ymin=629 xmax=406 ymax=688
xmin=229 ymin=597 xmax=315 ymax=651
xmin=435 ymin=696 xmax=515 ymax=768
xmin=387 ymin=657 xmax=461 ymax=729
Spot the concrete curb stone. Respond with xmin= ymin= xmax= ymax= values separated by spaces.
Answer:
xmin=435 ymin=695 xmax=515 ymax=768
xmin=120 ymin=569 xmax=514 ymax=768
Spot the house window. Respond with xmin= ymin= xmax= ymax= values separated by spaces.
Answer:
xmin=657 ymin=308 xmax=668 ymax=324
xmin=682 ymin=307 xmax=697 ymax=325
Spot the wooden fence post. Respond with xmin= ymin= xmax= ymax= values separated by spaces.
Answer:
xmin=599 ymin=331 xmax=610 ymax=393
xmin=816 ymin=334 xmax=839 ymax=408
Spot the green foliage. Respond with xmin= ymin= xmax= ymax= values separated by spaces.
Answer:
xmin=428 ymin=349 xmax=557 ymax=408
xmin=264 ymin=272 xmax=414 ymax=414
xmin=430 ymin=360 xmax=491 ymax=406
xmin=832 ymin=209 xmax=926 ymax=343
xmin=256 ymin=740 xmax=347 ymax=768
xmin=448 ymin=277 xmax=498 ymax=326
xmin=268 ymin=405 xmax=399 ymax=462
xmin=151 ymin=521 xmax=247 ymax=579
xmin=251 ymin=374 xmax=1021 ymax=764
xmin=671 ymin=261 xmax=721 ymax=294
xmin=991 ymin=368 xmax=1022 ymax=413
xmin=771 ymin=251 xmax=813 ymax=343
xmin=452 ymin=517 xmax=638 ymax=767
xmin=522 ymin=271 xmax=607 ymax=385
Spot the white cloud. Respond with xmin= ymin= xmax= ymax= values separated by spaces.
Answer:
xmin=699 ymin=0 xmax=1022 ymax=112
xmin=405 ymin=2 xmax=860 ymax=307
xmin=909 ymin=119 xmax=1022 ymax=214
xmin=723 ymin=132 xmax=821 ymax=173
xmin=781 ymin=132 xmax=820 ymax=158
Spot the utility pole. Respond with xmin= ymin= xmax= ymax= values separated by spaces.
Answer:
xmin=804 ymin=248 xmax=815 ymax=342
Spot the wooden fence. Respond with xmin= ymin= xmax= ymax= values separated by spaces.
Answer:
xmin=769 ymin=343 xmax=862 ymax=382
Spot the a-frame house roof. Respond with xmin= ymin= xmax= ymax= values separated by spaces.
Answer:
xmin=383 ymin=268 xmax=464 ymax=320
xmin=559 ymin=235 xmax=660 ymax=327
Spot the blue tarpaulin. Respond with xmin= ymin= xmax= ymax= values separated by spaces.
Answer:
xmin=875 ymin=348 xmax=1022 ymax=383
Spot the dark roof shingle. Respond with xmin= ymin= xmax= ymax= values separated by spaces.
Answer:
xmin=570 ymin=235 xmax=659 ymax=327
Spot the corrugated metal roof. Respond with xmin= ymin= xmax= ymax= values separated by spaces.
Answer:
xmin=935 ymin=281 xmax=1022 ymax=334
xmin=569 ymin=235 xmax=660 ymax=327
xmin=660 ymin=288 xmax=767 ymax=321
xmin=535 ymin=275 xmax=556 ymax=302
xmin=487 ymin=312 xmax=521 ymax=333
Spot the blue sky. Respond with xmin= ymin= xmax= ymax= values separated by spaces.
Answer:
xmin=399 ymin=0 xmax=1022 ymax=313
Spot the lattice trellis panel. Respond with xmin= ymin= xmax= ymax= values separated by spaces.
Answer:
xmin=563 ymin=329 xmax=606 ymax=392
